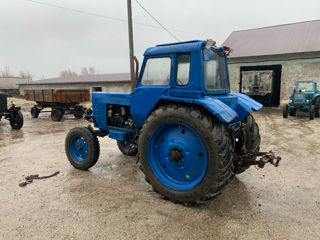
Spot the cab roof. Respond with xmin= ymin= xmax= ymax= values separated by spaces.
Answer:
xmin=144 ymin=40 xmax=209 ymax=56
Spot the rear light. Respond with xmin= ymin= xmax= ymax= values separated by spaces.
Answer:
xmin=223 ymin=46 xmax=232 ymax=51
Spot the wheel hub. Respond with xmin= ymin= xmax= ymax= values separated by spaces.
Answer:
xmin=170 ymin=149 xmax=182 ymax=162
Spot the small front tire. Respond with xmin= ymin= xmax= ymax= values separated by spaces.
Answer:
xmin=309 ymin=105 xmax=315 ymax=120
xmin=65 ymin=127 xmax=100 ymax=170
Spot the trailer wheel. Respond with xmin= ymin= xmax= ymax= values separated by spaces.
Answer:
xmin=31 ymin=107 xmax=39 ymax=118
xmin=10 ymin=110 xmax=24 ymax=130
xmin=139 ymin=105 xmax=234 ymax=204
xmin=73 ymin=112 xmax=83 ymax=119
xmin=309 ymin=105 xmax=315 ymax=120
xmin=51 ymin=109 xmax=63 ymax=121
xmin=117 ymin=140 xmax=138 ymax=156
xmin=283 ymin=104 xmax=289 ymax=118
xmin=234 ymin=113 xmax=261 ymax=174
xmin=65 ymin=127 xmax=100 ymax=170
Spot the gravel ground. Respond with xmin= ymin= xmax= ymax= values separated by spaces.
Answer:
xmin=0 ymin=104 xmax=319 ymax=240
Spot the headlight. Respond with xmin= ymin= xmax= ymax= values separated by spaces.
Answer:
xmin=289 ymin=99 xmax=292 ymax=104
xmin=11 ymin=100 xmax=16 ymax=105
xmin=306 ymin=100 xmax=309 ymax=104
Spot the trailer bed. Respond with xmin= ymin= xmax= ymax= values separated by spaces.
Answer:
xmin=25 ymin=89 xmax=90 ymax=104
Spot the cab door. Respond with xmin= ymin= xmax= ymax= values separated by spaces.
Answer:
xmin=131 ymin=54 xmax=173 ymax=127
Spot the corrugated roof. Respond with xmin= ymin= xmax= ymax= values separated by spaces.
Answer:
xmin=223 ymin=20 xmax=320 ymax=58
xmin=19 ymin=73 xmax=131 ymax=85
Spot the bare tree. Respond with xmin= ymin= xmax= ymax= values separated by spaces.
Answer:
xmin=19 ymin=70 xmax=34 ymax=80
xmin=88 ymin=67 xmax=96 ymax=75
xmin=60 ymin=69 xmax=78 ymax=77
xmin=80 ymin=66 xmax=96 ymax=75
xmin=0 ymin=66 xmax=12 ymax=77
xmin=81 ymin=67 xmax=89 ymax=75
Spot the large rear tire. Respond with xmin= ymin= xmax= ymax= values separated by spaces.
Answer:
xmin=314 ymin=97 xmax=320 ymax=118
xmin=65 ymin=127 xmax=100 ymax=170
xmin=117 ymin=140 xmax=138 ymax=156
xmin=10 ymin=110 xmax=24 ymax=130
xmin=234 ymin=113 xmax=261 ymax=174
xmin=138 ymin=105 xmax=234 ymax=204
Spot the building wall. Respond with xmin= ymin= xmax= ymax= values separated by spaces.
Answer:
xmin=0 ymin=77 xmax=29 ymax=94
xmin=19 ymin=82 xmax=131 ymax=99
xmin=228 ymin=54 xmax=320 ymax=105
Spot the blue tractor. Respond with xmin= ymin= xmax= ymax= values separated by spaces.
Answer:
xmin=283 ymin=80 xmax=320 ymax=120
xmin=65 ymin=40 xmax=280 ymax=204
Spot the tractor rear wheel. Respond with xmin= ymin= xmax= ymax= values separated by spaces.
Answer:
xmin=51 ymin=108 xmax=63 ymax=121
xmin=283 ymin=104 xmax=289 ymax=118
xmin=31 ymin=107 xmax=39 ymax=118
xmin=117 ymin=140 xmax=138 ymax=156
xmin=234 ymin=113 xmax=261 ymax=174
xmin=309 ymin=105 xmax=315 ymax=120
xmin=10 ymin=110 xmax=24 ymax=130
xmin=138 ymin=105 xmax=234 ymax=204
xmin=65 ymin=127 xmax=100 ymax=170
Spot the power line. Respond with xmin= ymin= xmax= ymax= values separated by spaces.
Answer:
xmin=22 ymin=0 xmax=198 ymax=37
xmin=134 ymin=0 xmax=180 ymax=41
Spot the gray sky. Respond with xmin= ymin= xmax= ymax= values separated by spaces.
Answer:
xmin=0 ymin=0 xmax=319 ymax=80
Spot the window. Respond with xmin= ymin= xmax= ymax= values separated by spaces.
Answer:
xmin=203 ymin=50 xmax=229 ymax=91
xmin=93 ymin=87 xmax=102 ymax=92
xmin=141 ymin=57 xmax=171 ymax=86
xmin=176 ymin=54 xmax=190 ymax=86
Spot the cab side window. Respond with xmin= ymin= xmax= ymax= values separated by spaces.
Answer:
xmin=141 ymin=57 xmax=171 ymax=86
xmin=176 ymin=54 xmax=191 ymax=86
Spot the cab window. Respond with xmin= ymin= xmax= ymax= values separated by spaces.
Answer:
xmin=176 ymin=54 xmax=191 ymax=86
xmin=141 ymin=57 xmax=171 ymax=86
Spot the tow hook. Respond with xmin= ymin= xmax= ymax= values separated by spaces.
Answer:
xmin=237 ymin=151 xmax=281 ymax=169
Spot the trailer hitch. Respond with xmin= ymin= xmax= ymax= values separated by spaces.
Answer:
xmin=237 ymin=151 xmax=281 ymax=169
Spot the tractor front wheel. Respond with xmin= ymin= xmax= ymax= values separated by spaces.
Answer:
xmin=283 ymin=104 xmax=289 ymax=118
xmin=138 ymin=105 xmax=234 ymax=204
xmin=309 ymin=105 xmax=315 ymax=120
xmin=65 ymin=127 xmax=100 ymax=170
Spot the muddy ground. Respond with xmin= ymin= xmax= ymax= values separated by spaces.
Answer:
xmin=0 ymin=103 xmax=319 ymax=240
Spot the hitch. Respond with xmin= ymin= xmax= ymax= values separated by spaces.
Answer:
xmin=237 ymin=151 xmax=281 ymax=169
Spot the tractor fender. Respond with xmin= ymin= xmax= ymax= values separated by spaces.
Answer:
xmin=313 ymin=93 xmax=320 ymax=102
xmin=161 ymin=96 xmax=237 ymax=123
xmin=231 ymin=93 xmax=263 ymax=122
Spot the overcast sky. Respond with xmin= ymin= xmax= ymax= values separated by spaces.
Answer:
xmin=0 ymin=0 xmax=320 ymax=80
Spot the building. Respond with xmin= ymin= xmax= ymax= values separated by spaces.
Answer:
xmin=223 ymin=20 xmax=320 ymax=107
xmin=19 ymin=73 xmax=132 ymax=98
xmin=0 ymin=77 xmax=29 ymax=95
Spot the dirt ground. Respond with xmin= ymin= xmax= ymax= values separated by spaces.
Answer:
xmin=0 ymin=102 xmax=319 ymax=240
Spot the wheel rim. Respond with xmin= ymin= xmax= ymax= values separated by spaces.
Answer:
xmin=69 ymin=135 xmax=89 ymax=162
xmin=147 ymin=122 xmax=207 ymax=191
xmin=52 ymin=111 xmax=58 ymax=120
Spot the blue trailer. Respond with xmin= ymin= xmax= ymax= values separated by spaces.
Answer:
xmin=65 ymin=40 xmax=280 ymax=204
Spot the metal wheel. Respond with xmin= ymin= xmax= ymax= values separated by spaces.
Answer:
xmin=65 ymin=127 xmax=100 ymax=170
xmin=148 ymin=122 xmax=207 ymax=190
xmin=51 ymin=109 xmax=63 ymax=121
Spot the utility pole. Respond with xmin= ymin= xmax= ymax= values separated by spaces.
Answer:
xmin=127 ymin=0 xmax=135 ymax=91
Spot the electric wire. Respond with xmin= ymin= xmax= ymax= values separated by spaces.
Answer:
xmin=134 ymin=0 xmax=180 ymax=41
xmin=22 ymin=0 xmax=198 ymax=38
